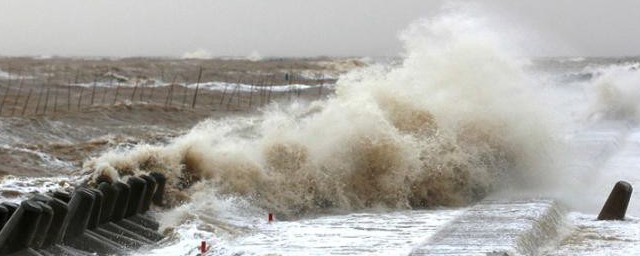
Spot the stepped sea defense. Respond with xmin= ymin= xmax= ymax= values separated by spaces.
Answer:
xmin=0 ymin=172 xmax=167 ymax=256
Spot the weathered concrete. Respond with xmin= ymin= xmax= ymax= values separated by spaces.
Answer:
xmin=597 ymin=181 xmax=632 ymax=220
xmin=410 ymin=199 xmax=565 ymax=256
xmin=0 ymin=173 xmax=167 ymax=256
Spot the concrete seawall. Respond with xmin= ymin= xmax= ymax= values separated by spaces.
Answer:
xmin=410 ymin=199 xmax=565 ymax=256
xmin=0 ymin=173 xmax=167 ymax=256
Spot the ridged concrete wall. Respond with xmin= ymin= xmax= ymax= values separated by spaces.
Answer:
xmin=0 ymin=173 xmax=166 ymax=256
xmin=410 ymin=199 xmax=565 ymax=256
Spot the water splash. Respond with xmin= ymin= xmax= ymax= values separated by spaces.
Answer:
xmin=587 ymin=63 xmax=640 ymax=122
xmin=84 ymin=12 xmax=556 ymax=219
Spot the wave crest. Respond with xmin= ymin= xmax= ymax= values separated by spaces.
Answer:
xmin=83 ymin=12 xmax=555 ymax=218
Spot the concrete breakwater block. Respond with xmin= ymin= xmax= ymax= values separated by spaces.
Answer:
xmin=410 ymin=199 xmax=565 ymax=256
xmin=597 ymin=181 xmax=632 ymax=220
xmin=0 ymin=172 xmax=167 ymax=256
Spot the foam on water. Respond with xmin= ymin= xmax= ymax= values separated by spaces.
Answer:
xmin=3 ymin=6 xmax=640 ymax=256
xmin=545 ymin=213 xmax=640 ymax=256
xmin=70 ymin=10 xmax=574 ymax=255
xmin=0 ymin=69 xmax=11 ymax=80
xmin=0 ymin=175 xmax=75 ymax=202
xmin=186 ymin=82 xmax=330 ymax=93
xmin=0 ymin=69 xmax=34 ymax=80
xmin=84 ymin=11 xmax=557 ymax=217
xmin=141 ymin=184 xmax=463 ymax=256
xmin=533 ymin=61 xmax=640 ymax=254
xmin=529 ymin=59 xmax=640 ymax=216
xmin=69 ymin=79 xmax=331 ymax=95
xmin=586 ymin=63 xmax=640 ymax=122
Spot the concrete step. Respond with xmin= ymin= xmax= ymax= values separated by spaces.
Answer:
xmin=410 ymin=199 xmax=565 ymax=256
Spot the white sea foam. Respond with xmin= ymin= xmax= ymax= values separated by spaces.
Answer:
xmin=1 ymin=5 xmax=638 ymax=256
xmin=0 ymin=175 xmax=76 ymax=203
xmin=585 ymin=63 xmax=640 ymax=122
xmin=182 ymin=49 xmax=214 ymax=60
xmin=0 ymin=70 xmax=11 ymax=79
xmin=84 ymin=7 xmax=559 ymax=226
xmin=0 ymin=69 xmax=33 ymax=80
xmin=77 ymin=8 xmax=611 ymax=256
xmin=68 ymin=79 xmax=332 ymax=93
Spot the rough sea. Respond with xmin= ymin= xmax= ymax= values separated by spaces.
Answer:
xmin=1 ymin=13 xmax=640 ymax=255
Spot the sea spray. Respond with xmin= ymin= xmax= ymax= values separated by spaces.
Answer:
xmin=83 ymin=13 xmax=556 ymax=218
xmin=587 ymin=63 xmax=640 ymax=122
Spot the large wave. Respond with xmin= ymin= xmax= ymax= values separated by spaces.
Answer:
xmin=83 ymin=13 xmax=556 ymax=218
xmin=587 ymin=63 xmax=640 ymax=122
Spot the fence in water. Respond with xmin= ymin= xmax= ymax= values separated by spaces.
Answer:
xmin=0 ymin=69 xmax=336 ymax=117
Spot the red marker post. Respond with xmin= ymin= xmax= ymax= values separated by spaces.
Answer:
xmin=199 ymin=240 xmax=209 ymax=255
xmin=200 ymin=241 xmax=206 ymax=253
xmin=268 ymin=213 xmax=274 ymax=222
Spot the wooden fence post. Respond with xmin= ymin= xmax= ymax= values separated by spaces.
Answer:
xmin=77 ymin=87 xmax=84 ymax=110
xmin=267 ymin=78 xmax=273 ymax=104
xmin=0 ymin=84 xmax=10 ymax=116
xmin=191 ymin=66 xmax=203 ymax=109
xmin=101 ymin=86 xmax=108 ymax=105
xmin=148 ymin=84 xmax=155 ymax=104
xmin=54 ymin=87 xmax=58 ymax=113
xmin=164 ymin=84 xmax=172 ymax=108
xmin=181 ymin=76 xmax=188 ymax=109
xmin=11 ymin=77 xmax=25 ymax=116
xmin=21 ymin=89 xmax=32 ymax=116
xmin=219 ymin=82 xmax=228 ymax=106
xmin=113 ymin=83 xmax=120 ymax=105
xmin=226 ymin=82 xmax=238 ymax=108
xmin=165 ymin=74 xmax=177 ymax=108
xmin=287 ymin=72 xmax=292 ymax=102
xmin=72 ymin=69 xmax=79 ymax=111
xmin=90 ymin=75 xmax=97 ymax=106
xmin=43 ymin=87 xmax=50 ymax=114
xmin=318 ymin=74 xmax=324 ymax=96
xmin=105 ymin=75 xmax=113 ymax=104
xmin=248 ymin=80 xmax=254 ymax=108
xmin=131 ymin=82 xmax=139 ymax=102
xmin=34 ymin=87 xmax=43 ymax=115
xmin=139 ymin=84 xmax=145 ymax=101
xmin=67 ymin=81 xmax=71 ymax=112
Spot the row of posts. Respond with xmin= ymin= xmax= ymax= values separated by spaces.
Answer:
xmin=0 ymin=70 xmax=334 ymax=117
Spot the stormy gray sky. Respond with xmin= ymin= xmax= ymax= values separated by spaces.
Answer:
xmin=0 ymin=0 xmax=639 ymax=57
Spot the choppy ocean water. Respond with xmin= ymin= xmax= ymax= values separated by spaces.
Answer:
xmin=2 ymin=14 xmax=640 ymax=255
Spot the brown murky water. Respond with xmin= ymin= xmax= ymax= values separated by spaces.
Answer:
xmin=0 ymin=57 xmax=354 ymax=179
